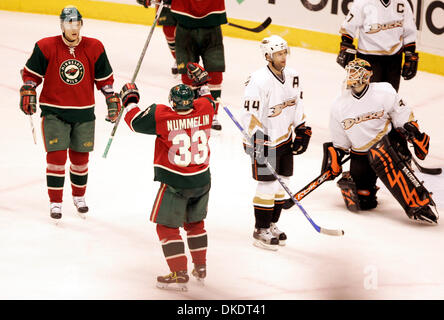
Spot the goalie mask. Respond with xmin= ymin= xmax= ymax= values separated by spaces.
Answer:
xmin=168 ymin=84 xmax=194 ymax=112
xmin=345 ymin=58 xmax=373 ymax=89
xmin=260 ymin=35 xmax=289 ymax=61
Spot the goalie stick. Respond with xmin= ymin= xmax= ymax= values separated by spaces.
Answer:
xmin=412 ymin=157 xmax=442 ymax=175
xmin=102 ymin=1 xmax=166 ymax=158
xmin=283 ymin=156 xmax=351 ymax=210
xmin=223 ymin=106 xmax=344 ymax=237
xmin=227 ymin=17 xmax=272 ymax=33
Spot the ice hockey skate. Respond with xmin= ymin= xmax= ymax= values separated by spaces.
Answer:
xmin=73 ymin=196 xmax=88 ymax=219
xmin=50 ymin=202 xmax=62 ymax=221
xmin=409 ymin=206 xmax=439 ymax=224
xmin=253 ymin=228 xmax=279 ymax=251
xmin=211 ymin=115 xmax=222 ymax=131
xmin=191 ymin=264 xmax=206 ymax=285
xmin=270 ymin=222 xmax=287 ymax=246
xmin=156 ymin=271 xmax=189 ymax=291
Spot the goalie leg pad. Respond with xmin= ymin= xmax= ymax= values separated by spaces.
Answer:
xmin=337 ymin=171 xmax=360 ymax=212
xmin=368 ymin=135 xmax=438 ymax=222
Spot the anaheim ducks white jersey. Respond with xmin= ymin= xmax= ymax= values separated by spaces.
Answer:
xmin=340 ymin=0 xmax=416 ymax=55
xmin=330 ymin=82 xmax=414 ymax=152
xmin=241 ymin=65 xmax=305 ymax=147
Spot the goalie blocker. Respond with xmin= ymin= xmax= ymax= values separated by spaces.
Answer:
xmin=368 ymin=135 xmax=438 ymax=224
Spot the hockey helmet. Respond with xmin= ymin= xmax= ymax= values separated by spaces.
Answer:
xmin=60 ymin=6 xmax=83 ymax=22
xmin=345 ymin=58 xmax=373 ymax=89
xmin=260 ymin=35 xmax=289 ymax=60
xmin=168 ymin=84 xmax=194 ymax=111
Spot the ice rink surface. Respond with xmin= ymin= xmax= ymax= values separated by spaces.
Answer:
xmin=1 ymin=11 xmax=444 ymax=300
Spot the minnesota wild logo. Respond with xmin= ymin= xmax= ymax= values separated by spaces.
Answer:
xmin=60 ymin=59 xmax=84 ymax=85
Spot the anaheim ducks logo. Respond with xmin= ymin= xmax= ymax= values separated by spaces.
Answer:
xmin=342 ymin=110 xmax=384 ymax=130
xmin=59 ymin=59 xmax=84 ymax=85
xmin=269 ymin=98 xmax=297 ymax=118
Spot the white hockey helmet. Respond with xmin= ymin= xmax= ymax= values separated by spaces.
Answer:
xmin=260 ymin=35 xmax=289 ymax=60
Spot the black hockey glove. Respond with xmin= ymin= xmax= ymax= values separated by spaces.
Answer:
xmin=136 ymin=0 xmax=150 ymax=8
xmin=186 ymin=62 xmax=210 ymax=87
xmin=321 ymin=142 xmax=346 ymax=180
xmin=403 ymin=121 xmax=429 ymax=160
xmin=402 ymin=51 xmax=419 ymax=80
xmin=20 ymin=83 xmax=37 ymax=115
xmin=105 ymin=93 xmax=122 ymax=123
xmin=245 ymin=130 xmax=269 ymax=164
xmin=336 ymin=35 xmax=357 ymax=68
xmin=120 ymin=83 xmax=140 ymax=107
xmin=292 ymin=125 xmax=312 ymax=155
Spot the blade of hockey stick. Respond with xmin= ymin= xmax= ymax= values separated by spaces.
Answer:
xmin=227 ymin=17 xmax=272 ymax=33
xmin=223 ymin=106 xmax=345 ymax=237
xmin=412 ymin=157 xmax=442 ymax=175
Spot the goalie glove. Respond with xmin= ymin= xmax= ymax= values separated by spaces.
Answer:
xmin=320 ymin=142 xmax=346 ymax=180
xmin=186 ymin=62 xmax=210 ymax=87
xmin=105 ymin=93 xmax=122 ymax=123
xmin=292 ymin=125 xmax=312 ymax=155
xmin=402 ymin=51 xmax=419 ymax=80
xmin=20 ymin=83 xmax=37 ymax=115
xmin=120 ymin=83 xmax=140 ymax=107
xmin=336 ymin=35 xmax=356 ymax=68
xmin=245 ymin=130 xmax=269 ymax=164
xmin=403 ymin=121 xmax=429 ymax=160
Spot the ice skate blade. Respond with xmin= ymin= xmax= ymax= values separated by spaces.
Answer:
xmin=76 ymin=211 xmax=87 ymax=220
xmin=193 ymin=277 xmax=205 ymax=286
xmin=156 ymin=282 xmax=188 ymax=292
xmin=278 ymin=240 xmax=286 ymax=246
xmin=253 ymin=240 xmax=278 ymax=251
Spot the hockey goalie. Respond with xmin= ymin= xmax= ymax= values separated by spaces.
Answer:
xmin=322 ymin=58 xmax=438 ymax=224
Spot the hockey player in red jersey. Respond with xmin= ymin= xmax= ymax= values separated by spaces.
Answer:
xmin=170 ymin=0 xmax=227 ymax=131
xmin=323 ymin=58 xmax=438 ymax=224
xmin=20 ymin=6 xmax=121 ymax=220
xmin=121 ymin=63 xmax=215 ymax=291
xmin=136 ymin=0 xmax=178 ymax=75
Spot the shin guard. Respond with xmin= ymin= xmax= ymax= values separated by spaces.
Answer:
xmin=368 ymin=135 xmax=437 ymax=221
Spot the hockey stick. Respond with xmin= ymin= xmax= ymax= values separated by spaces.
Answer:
xmin=224 ymin=106 xmax=345 ymax=236
xmin=102 ymin=1 xmax=166 ymax=158
xmin=29 ymin=115 xmax=37 ymax=145
xmin=412 ymin=157 xmax=442 ymax=175
xmin=283 ymin=156 xmax=351 ymax=210
xmin=227 ymin=17 xmax=272 ymax=33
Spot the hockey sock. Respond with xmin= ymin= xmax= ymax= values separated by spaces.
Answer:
xmin=184 ymin=221 xmax=207 ymax=266
xmin=272 ymin=200 xmax=285 ymax=223
xmin=46 ymin=150 xmax=67 ymax=203
xmin=208 ymin=71 xmax=222 ymax=113
xmin=254 ymin=206 xmax=273 ymax=229
xmin=68 ymin=149 xmax=89 ymax=197
xmin=162 ymin=25 xmax=176 ymax=59
xmin=156 ymin=224 xmax=187 ymax=272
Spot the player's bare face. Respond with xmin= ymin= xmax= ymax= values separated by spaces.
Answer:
xmin=271 ymin=49 xmax=288 ymax=71
xmin=62 ymin=21 xmax=82 ymax=43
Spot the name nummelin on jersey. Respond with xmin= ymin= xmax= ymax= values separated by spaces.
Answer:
xmin=166 ymin=114 xmax=210 ymax=131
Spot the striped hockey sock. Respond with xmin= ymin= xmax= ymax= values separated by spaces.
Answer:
xmin=157 ymin=224 xmax=187 ymax=272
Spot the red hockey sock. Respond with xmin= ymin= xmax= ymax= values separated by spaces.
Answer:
xmin=162 ymin=25 xmax=176 ymax=59
xmin=68 ymin=149 xmax=89 ymax=197
xmin=156 ymin=224 xmax=187 ymax=272
xmin=184 ymin=221 xmax=207 ymax=266
xmin=46 ymin=150 xmax=67 ymax=203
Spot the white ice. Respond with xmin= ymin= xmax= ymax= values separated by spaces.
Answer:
xmin=1 ymin=11 xmax=444 ymax=300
